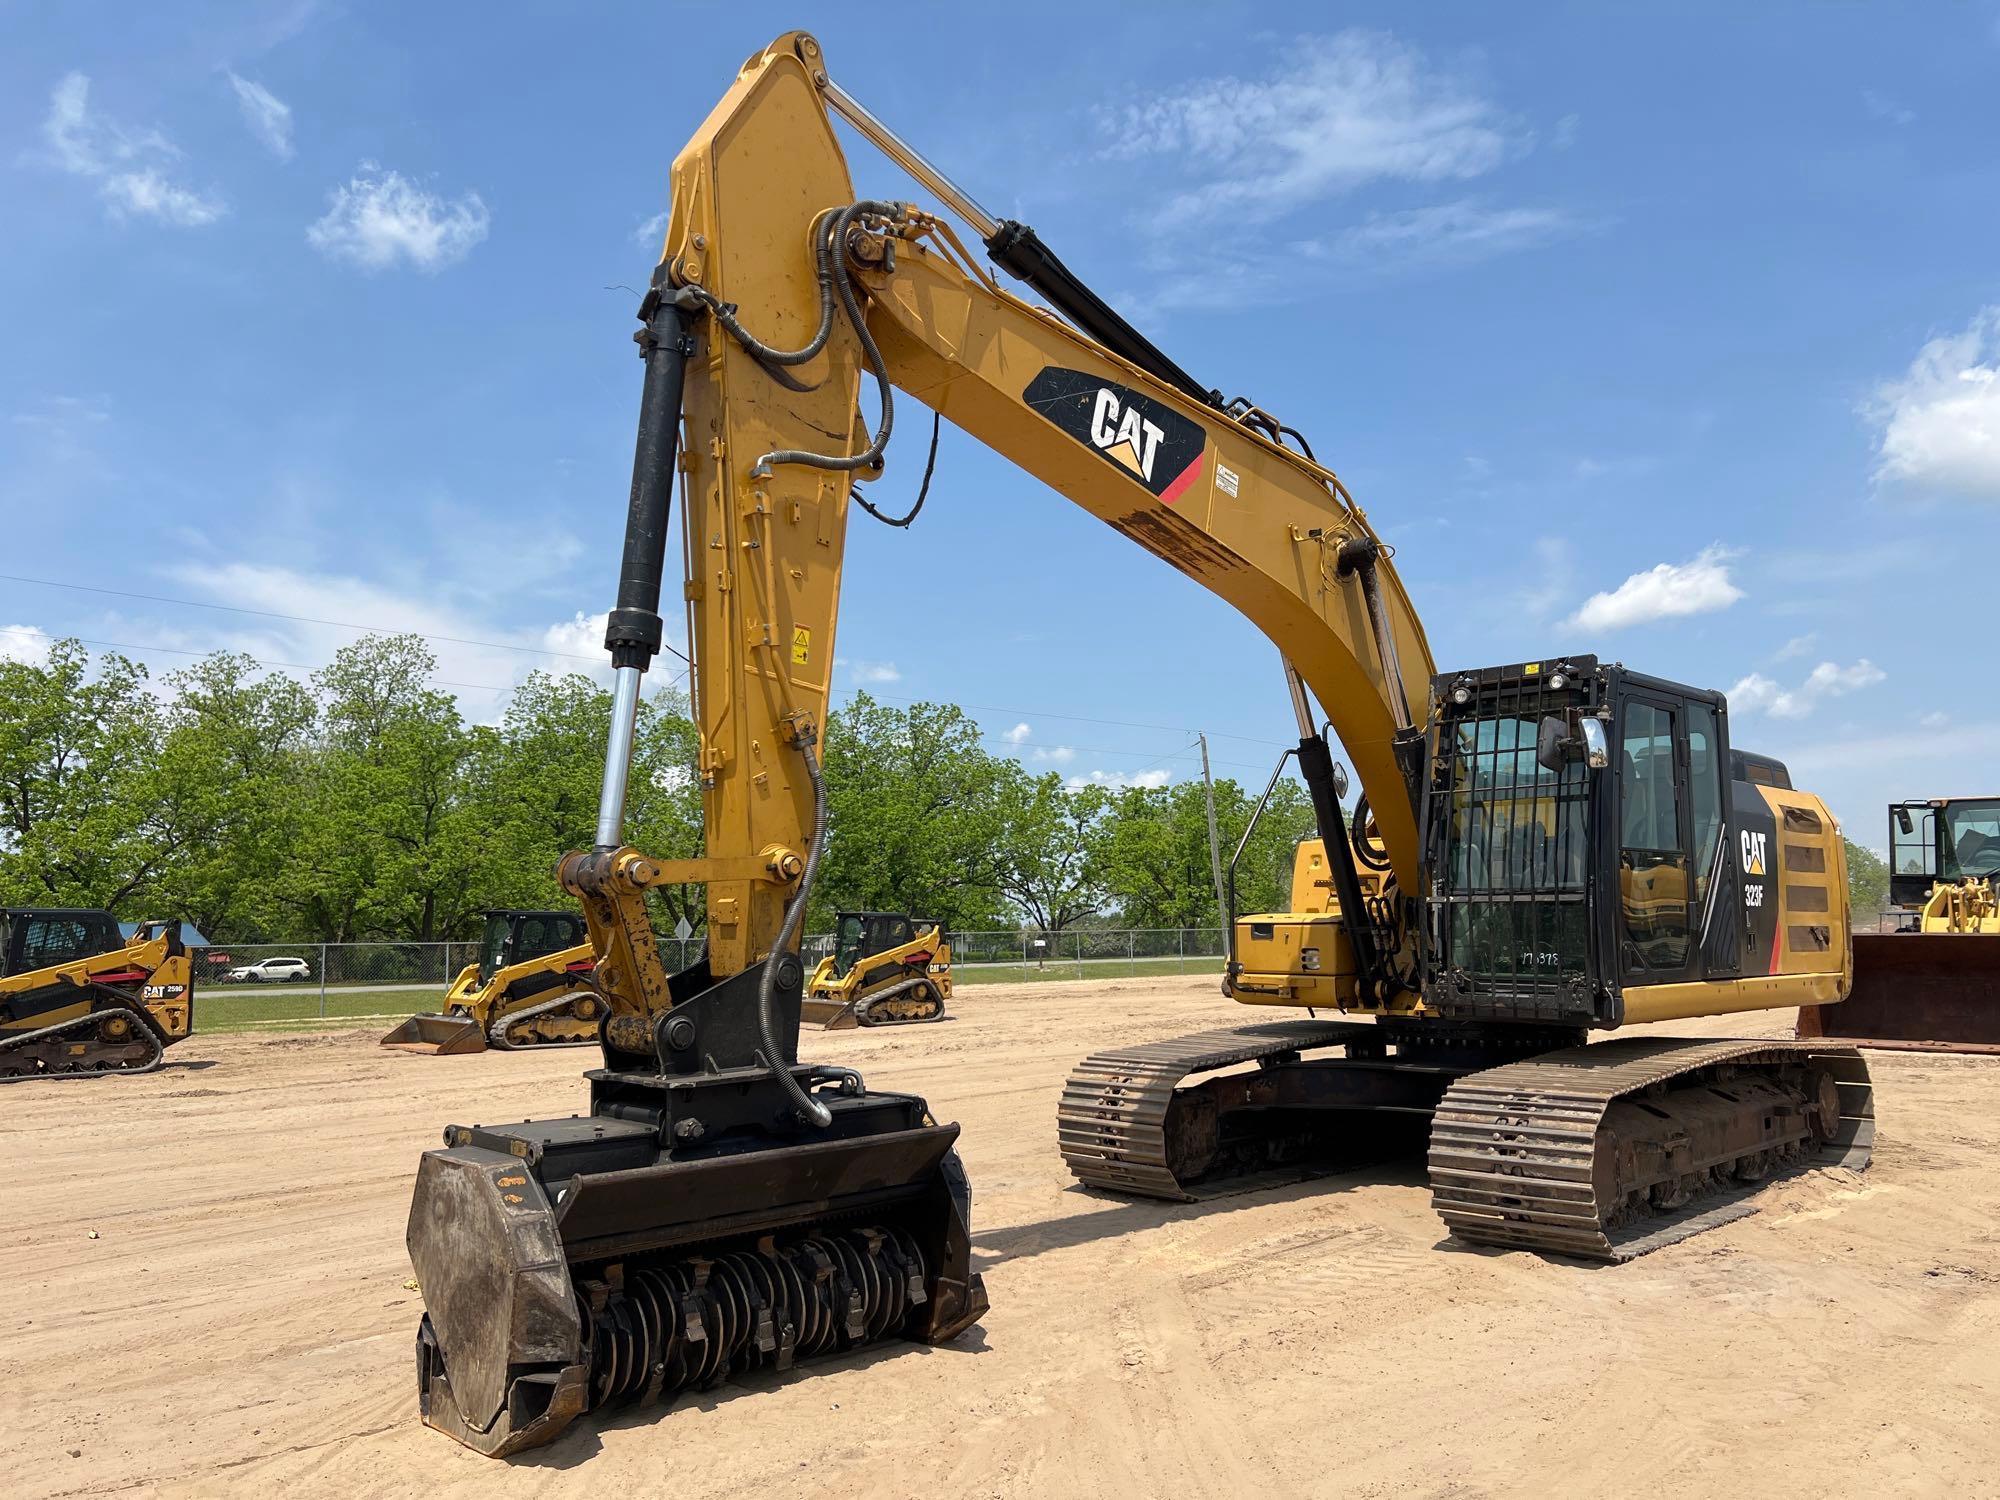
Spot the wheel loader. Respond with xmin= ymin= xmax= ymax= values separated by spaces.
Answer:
xmin=1 ymin=908 xmax=194 ymax=1078
xmin=382 ymin=910 xmax=605 ymax=1054
xmin=403 ymin=33 xmax=1875 ymax=1457
xmin=1798 ymin=796 xmax=2000 ymax=1052
xmin=801 ymin=910 xmax=950 ymax=1027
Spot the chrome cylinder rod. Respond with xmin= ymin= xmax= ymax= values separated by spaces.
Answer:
xmin=594 ymin=664 xmax=645 ymax=849
xmin=819 ymin=77 xmax=1000 ymax=239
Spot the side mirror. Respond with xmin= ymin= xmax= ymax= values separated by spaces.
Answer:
xmin=1896 ymin=806 xmax=1914 ymax=837
xmin=1535 ymin=714 xmax=1571 ymax=773
xmin=1331 ymin=761 xmax=1350 ymax=802
xmin=1579 ymin=716 xmax=1609 ymax=770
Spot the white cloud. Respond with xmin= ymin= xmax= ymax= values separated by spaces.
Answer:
xmin=538 ymin=611 xmax=610 ymax=671
xmin=227 ymin=71 xmax=294 ymax=160
xmin=846 ymin=659 xmax=901 ymax=685
xmin=11 ymin=394 xmax=110 ymax=434
xmin=1869 ymin=308 xmax=2000 ymax=500
xmin=1098 ymin=31 xmax=1523 ymax=226
xmin=1331 ymin=200 xmax=1579 ymax=264
xmin=1773 ymin=632 xmax=1817 ymax=662
xmin=1066 ymin=768 xmax=1172 ymax=791
xmin=635 ymin=210 xmax=669 ymax=249
xmin=1030 ymin=745 xmax=1077 ymax=766
xmin=1002 ymin=722 xmax=1031 ymax=746
xmin=307 ymin=165 xmax=489 ymax=271
xmin=142 ymin=562 xmax=655 ymax=716
xmin=0 ymin=625 xmax=54 ymax=666
xmin=1566 ymin=545 xmax=1743 ymax=632
xmin=1551 ymin=113 xmax=1580 ymax=149
xmin=1729 ymin=659 xmax=1885 ymax=719
xmin=37 ymin=72 xmax=224 ymax=226
xmin=1861 ymin=89 xmax=1915 ymax=127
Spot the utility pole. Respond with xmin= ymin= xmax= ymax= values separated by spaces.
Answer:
xmin=1199 ymin=734 xmax=1229 ymax=938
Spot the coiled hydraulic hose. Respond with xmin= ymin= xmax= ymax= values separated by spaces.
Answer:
xmin=677 ymin=206 xmax=842 ymax=367
xmin=751 ymin=199 xmax=902 ymax=478
xmin=754 ymin=733 xmax=834 ymax=1126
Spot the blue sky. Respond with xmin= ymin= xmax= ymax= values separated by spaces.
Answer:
xmin=6 ymin=3 xmax=2000 ymax=847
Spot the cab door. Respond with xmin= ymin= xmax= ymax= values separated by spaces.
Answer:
xmin=1613 ymin=688 xmax=1738 ymax=991
xmin=1614 ymin=693 xmax=1697 ymax=985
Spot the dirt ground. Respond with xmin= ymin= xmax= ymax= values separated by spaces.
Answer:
xmin=7 ymin=977 xmax=1998 ymax=1499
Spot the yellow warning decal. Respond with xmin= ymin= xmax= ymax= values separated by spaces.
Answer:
xmin=1523 ymin=662 xmax=1540 ymax=675
xmin=791 ymin=626 xmax=812 ymax=665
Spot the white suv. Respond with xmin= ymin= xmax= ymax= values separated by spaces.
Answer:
xmin=227 ymin=956 xmax=312 ymax=983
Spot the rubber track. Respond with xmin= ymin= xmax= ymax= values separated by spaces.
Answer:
xmin=852 ymin=976 xmax=947 ymax=1027
xmin=1428 ymin=1036 xmax=1875 ymax=1261
xmin=489 ymin=989 xmax=602 ymax=1050
xmin=1058 ymin=1019 xmax=1378 ymax=1199
xmin=0 ymin=1004 xmax=166 ymax=1081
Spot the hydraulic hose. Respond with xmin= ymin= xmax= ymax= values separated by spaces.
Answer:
xmin=677 ymin=207 xmax=841 ymax=366
xmin=754 ymin=734 xmax=834 ymax=1126
xmin=751 ymin=200 xmax=903 ymax=478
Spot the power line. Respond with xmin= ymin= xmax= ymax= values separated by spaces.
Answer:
xmin=48 ymin=632 xmax=693 ymax=701
xmin=0 ymin=572 xmax=690 ymax=666
xmin=863 ymin=688 xmax=1290 ymax=749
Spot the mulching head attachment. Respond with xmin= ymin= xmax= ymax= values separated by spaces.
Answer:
xmin=1800 ymin=933 xmax=2000 ymax=1054
xmin=407 ymin=1108 xmax=985 ymax=1457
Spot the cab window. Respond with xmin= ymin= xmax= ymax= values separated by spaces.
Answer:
xmin=1619 ymin=701 xmax=1689 ymax=969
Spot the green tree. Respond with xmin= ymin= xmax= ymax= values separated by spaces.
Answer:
xmin=811 ymin=694 xmax=1013 ymax=931
xmin=1846 ymin=838 xmax=1890 ymax=924
xmin=1096 ymin=776 xmax=1317 ymax=927
xmin=994 ymin=772 xmax=1108 ymax=931
xmin=137 ymin=652 xmax=317 ymax=940
xmin=275 ymin=636 xmax=479 ymax=942
xmin=465 ymin=671 xmax=706 ymax=935
xmin=0 ymin=639 xmax=166 ymax=908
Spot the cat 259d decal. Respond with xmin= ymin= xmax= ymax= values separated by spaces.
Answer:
xmin=1024 ymin=367 xmax=1207 ymax=503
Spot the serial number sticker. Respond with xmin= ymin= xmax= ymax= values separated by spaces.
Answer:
xmin=1216 ymin=463 xmax=1240 ymax=497
xmin=791 ymin=626 xmax=811 ymax=665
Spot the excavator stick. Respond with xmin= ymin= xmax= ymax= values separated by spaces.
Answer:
xmin=381 ymin=1012 xmax=487 ymax=1055
xmin=1800 ymin=933 xmax=2000 ymax=1054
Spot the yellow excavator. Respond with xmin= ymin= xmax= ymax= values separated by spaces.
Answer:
xmin=382 ymin=910 xmax=605 ymax=1054
xmin=1 ymin=908 xmax=194 ymax=1078
xmin=801 ymin=910 xmax=951 ymax=1027
xmin=1798 ymin=796 xmax=2000 ymax=1052
xmin=403 ymin=33 xmax=1875 ymax=1456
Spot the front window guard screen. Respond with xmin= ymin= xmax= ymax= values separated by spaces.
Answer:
xmin=1437 ymin=710 xmax=1590 ymax=992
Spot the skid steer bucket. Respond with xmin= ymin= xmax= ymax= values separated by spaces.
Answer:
xmin=407 ymin=1093 xmax=986 ymax=1457
xmin=382 ymin=1013 xmax=487 ymax=1056
xmin=800 ymin=996 xmax=861 ymax=1029
xmin=1799 ymin=933 xmax=2000 ymax=1053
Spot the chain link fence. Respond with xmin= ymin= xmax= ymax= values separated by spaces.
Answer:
xmin=188 ymin=929 xmax=1228 ymax=1026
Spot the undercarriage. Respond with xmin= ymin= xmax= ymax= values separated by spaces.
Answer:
xmin=1060 ymin=1020 xmax=1873 ymax=1259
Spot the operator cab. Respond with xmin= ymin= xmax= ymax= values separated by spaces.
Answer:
xmin=0 ymin=908 xmax=124 ymax=979
xmin=478 ymin=910 xmax=586 ymax=975
xmin=830 ymin=911 xmax=925 ymax=979
xmin=1888 ymin=797 xmax=2000 ymax=909
xmin=1422 ymin=656 xmax=1771 ymax=1028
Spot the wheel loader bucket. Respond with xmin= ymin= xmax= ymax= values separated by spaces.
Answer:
xmin=381 ymin=1013 xmax=488 ymax=1055
xmin=407 ymin=1110 xmax=986 ymax=1457
xmin=1799 ymin=933 xmax=2000 ymax=1054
